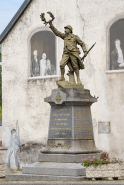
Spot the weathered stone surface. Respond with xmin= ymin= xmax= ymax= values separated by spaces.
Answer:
xmin=38 ymin=153 xmax=100 ymax=163
xmin=102 ymin=171 xmax=108 ymax=177
xmin=86 ymin=165 xmax=96 ymax=171
xmin=44 ymin=89 xmax=97 ymax=106
xmin=6 ymin=173 xmax=86 ymax=181
xmin=114 ymin=170 xmax=120 ymax=177
xmin=18 ymin=143 xmax=45 ymax=168
xmin=86 ymin=163 xmax=124 ymax=178
xmin=101 ymin=164 xmax=108 ymax=171
xmin=0 ymin=164 xmax=7 ymax=177
xmin=41 ymin=139 xmax=100 ymax=154
xmin=22 ymin=162 xmax=86 ymax=176
xmin=0 ymin=158 xmax=9 ymax=177
xmin=110 ymin=163 xmax=120 ymax=170
xmin=108 ymin=171 xmax=114 ymax=177
xmin=86 ymin=171 xmax=92 ymax=178
xmin=120 ymin=170 xmax=124 ymax=176
xmin=94 ymin=165 xmax=101 ymax=171
xmin=93 ymin=171 xmax=102 ymax=177
xmin=107 ymin=164 xmax=115 ymax=170
xmin=120 ymin=163 xmax=124 ymax=170
xmin=57 ymin=81 xmax=84 ymax=89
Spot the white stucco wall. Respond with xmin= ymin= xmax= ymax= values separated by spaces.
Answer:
xmin=2 ymin=0 xmax=124 ymax=159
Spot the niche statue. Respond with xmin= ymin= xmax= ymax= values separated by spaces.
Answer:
xmin=40 ymin=12 xmax=95 ymax=88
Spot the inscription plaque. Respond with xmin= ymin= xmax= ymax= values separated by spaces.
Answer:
xmin=49 ymin=105 xmax=94 ymax=139
xmin=98 ymin=122 xmax=110 ymax=134
xmin=74 ymin=106 xmax=93 ymax=139
xmin=49 ymin=106 xmax=72 ymax=138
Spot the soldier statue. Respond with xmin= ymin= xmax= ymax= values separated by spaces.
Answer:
xmin=49 ymin=23 xmax=87 ymax=85
xmin=40 ymin=12 xmax=95 ymax=87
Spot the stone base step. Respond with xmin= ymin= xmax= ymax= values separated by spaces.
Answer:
xmin=22 ymin=162 xmax=86 ymax=176
xmin=43 ymin=139 xmax=101 ymax=154
xmin=38 ymin=153 xmax=99 ymax=163
xmin=6 ymin=173 xmax=86 ymax=181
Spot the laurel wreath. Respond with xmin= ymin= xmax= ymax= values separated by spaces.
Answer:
xmin=40 ymin=12 xmax=55 ymax=26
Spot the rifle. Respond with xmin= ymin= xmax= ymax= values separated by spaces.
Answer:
xmin=81 ymin=42 xmax=96 ymax=61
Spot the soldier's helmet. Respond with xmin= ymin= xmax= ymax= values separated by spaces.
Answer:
xmin=64 ymin=25 xmax=73 ymax=33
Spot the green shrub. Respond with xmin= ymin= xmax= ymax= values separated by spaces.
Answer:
xmin=81 ymin=154 xmax=124 ymax=167
xmin=82 ymin=156 xmax=110 ymax=167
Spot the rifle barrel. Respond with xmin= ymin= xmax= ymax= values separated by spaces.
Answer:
xmin=81 ymin=42 xmax=96 ymax=61
xmin=87 ymin=42 xmax=96 ymax=54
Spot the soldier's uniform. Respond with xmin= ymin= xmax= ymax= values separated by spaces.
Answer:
xmin=49 ymin=23 xmax=87 ymax=72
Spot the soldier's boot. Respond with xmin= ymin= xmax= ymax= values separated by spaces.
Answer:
xmin=57 ymin=68 xmax=65 ymax=81
xmin=77 ymin=78 xmax=82 ymax=85
xmin=74 ymin=69 xmax=82 ymax=85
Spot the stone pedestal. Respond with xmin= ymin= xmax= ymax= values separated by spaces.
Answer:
xmin=42 ymin=88 xmax=99 ymax=154
xmin=6 ymin=88 xmax=100 ymax=181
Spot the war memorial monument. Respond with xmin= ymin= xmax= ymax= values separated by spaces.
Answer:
xmin=6 ymin=12 xmax=100 ymax=181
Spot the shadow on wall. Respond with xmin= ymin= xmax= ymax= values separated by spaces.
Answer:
xmin=17 ymin=142 xmax=46 ymax=169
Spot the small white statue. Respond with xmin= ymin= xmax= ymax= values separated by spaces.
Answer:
xmin=5 ymin=121 xmax=20 ymax=169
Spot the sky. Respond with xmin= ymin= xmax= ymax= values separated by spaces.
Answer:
xmin=0 ymin=0 xmax=25 ymax=34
